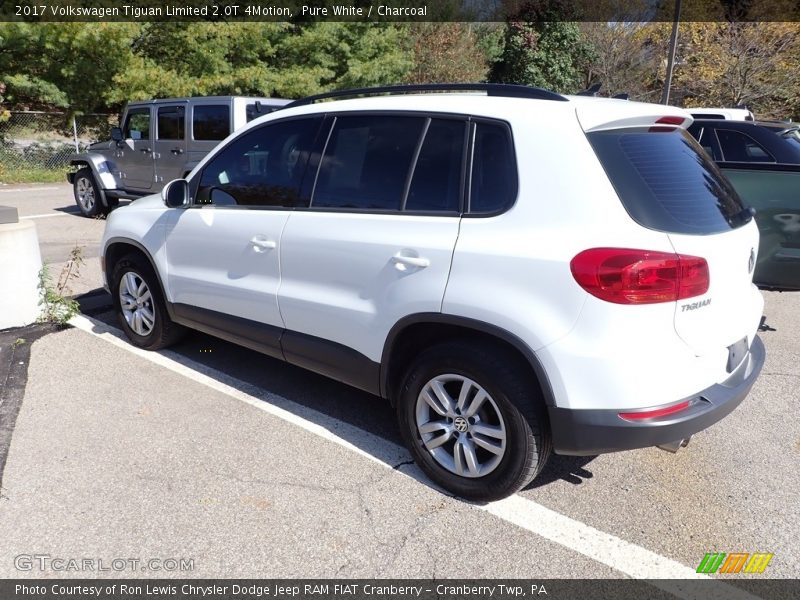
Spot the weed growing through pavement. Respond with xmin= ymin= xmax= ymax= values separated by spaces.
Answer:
xmin=37 ymin=245 xmax=84 ymax=325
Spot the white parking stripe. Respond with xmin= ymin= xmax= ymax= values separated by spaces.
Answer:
xmin=68 ymin=313 xmax=760 ymax=598
xmin=20 ymin=212 xmax=77 ymax=219
xmin=0 ymin=187 xmax=59 ymax=193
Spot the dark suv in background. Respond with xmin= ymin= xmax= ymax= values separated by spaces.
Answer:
xmin=688 ymin=119 xmax=800 ymax=291
xmin=688 ymin=119 xmax=800 ymax=164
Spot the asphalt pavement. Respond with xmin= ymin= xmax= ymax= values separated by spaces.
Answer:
xmin=0 ymin=184 xmax=797 ymax=589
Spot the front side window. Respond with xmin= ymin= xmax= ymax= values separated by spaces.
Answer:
xmin=123 ymin=108 xmax=150 ymax=140
xmin=196 ymin=117 xmax=321 ymax=208
xmin=312 ymin=115 xmax=425 ymax=210
xmin=193 ymin=105 xmax=231 ymax=141
xmin=157 ymin=106 xmax=185 ymax=140
xmin=469 ymin=121 xmax=517 ymax=214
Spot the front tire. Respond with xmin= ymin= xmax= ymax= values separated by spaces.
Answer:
xmin=111 ymin=254 xmax=185 ymax=350
xmin=396 ymin=341 xmax=551 ymax=501
xmin=73 ymin=167 xmax=104 ymax=217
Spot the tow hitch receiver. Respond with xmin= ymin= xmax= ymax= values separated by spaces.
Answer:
xmin=657 ymin=437 xmax=692 ymax=453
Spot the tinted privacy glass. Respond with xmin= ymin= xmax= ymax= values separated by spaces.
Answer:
xmin=405 ymin=119 xmax=465 ymax=212
xmin=124 ymin=109 xmax=150 ymax=140
xmin=246 ymin=103 xmax=281 ymax=122
xmin=687 ymin=124 xmax=721 ymax=160
xmin=589 ymin=128 xmax=748 ymax=234
xmin=193 ymin=105 xmax=230 ymax=141
xmin=197 ymin=118 xmax=320 ymax=207
xmin=312 ymin=116 xmax=425 ymax=210
xmin=157 ymin=106 xmax=184 ymax=140
xmin=717 ymin=129 xmax=775 ymax=162
xmin=470 ymin=122 xmax=517 ymax=214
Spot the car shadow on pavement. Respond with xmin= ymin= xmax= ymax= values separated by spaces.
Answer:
xmin=53 ymin=205 xmax=83 ymax=215
xmin=75 ymin=289 xmax=597 ymax=502
xmin=527 ymin=454 xmax=597 ymax=489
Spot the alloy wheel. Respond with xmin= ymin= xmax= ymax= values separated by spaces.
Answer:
xmin=415 ymin=374 xmax=507 ymax=478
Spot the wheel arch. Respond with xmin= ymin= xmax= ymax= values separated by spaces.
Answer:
xmin=104 ymin=238 xmax=173 ymax=318
xmin=380 ymin=314 xmax=557 ymax=408
xmin=70 ymin=155 xmax=114 ymax=207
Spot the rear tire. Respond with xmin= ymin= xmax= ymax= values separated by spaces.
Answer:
xmin=73 ymin=167 xmax=104 ymax=218
xmin=110 ymin=253 xmax=185 ymax=350
xmin=396 ymin=340 xmax=551 ymax=501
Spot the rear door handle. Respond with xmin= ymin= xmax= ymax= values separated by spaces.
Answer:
xmin=171 ymin=148 xmax=184 ymax=155
xmin=391 ymin=254 xmax=430 ymax=269
xmin=250 ymin=236 xmax=276 ymax=252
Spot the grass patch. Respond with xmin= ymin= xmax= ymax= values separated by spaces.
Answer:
xmin=0 ymin=166 xmax=66 ymax=184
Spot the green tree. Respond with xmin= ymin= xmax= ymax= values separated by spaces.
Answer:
xmin=1 ymin=22 xmax=415 ymax=112
xmin=0 ymin=23 xmax=139 ymax=112
xmin=110 ymin=22 xmax=413 ymax=102
xmin=489 ymin=20 xmax=593 ymax=93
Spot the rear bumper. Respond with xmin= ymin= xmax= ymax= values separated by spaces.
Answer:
xmin=548 ymin=335 xmax=765 ymax=455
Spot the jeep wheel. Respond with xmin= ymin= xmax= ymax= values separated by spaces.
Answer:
xmin=73 ymin=168 xmax=103 ymax=218
xmin=111 ymin=253 xmax=185 ymax=350
xmin=396 ymin=341 xmax=551 ymax=501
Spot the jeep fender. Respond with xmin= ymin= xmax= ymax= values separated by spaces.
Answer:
xmin=68 ymin=152 xmax=119 ymax=206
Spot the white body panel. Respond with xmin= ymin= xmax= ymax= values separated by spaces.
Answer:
xmin=279 ymin=212 xmax=460 ymax=361
xmin=164 ymin=207 xmax=288 ymax=328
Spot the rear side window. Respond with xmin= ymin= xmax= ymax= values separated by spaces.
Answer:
xmin=469 ymin=122 xmax=517 ymax=214
xmin=588 ymin=128 xmax=748 ymax=234
xmin=716 ymin=129 xmax=775 ymax=162
xmin=246 ymin=102 xmax=281 ymax=122
xmin=193 ymin=105 xmax=230 ymax=141
xmin=687 ymin=124 xmax=721 ymax=160
xmin=312 ymin=115 xmax=425 ymax=210
xmin=405 ymin=119 xmax=466 ymax=212
xmin=157 ymin=106 xmax=184 ymax=140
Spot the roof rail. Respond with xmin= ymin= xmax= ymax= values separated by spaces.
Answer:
xmin=283 ymin=83 xmax=569 ymax=108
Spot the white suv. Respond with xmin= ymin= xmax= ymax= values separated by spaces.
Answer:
xmin=100 ymin=84 xmax=765 ymax=501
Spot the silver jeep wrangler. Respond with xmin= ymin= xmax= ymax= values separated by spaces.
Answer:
xmin=67 ymin=96 xmax=289 ymax=217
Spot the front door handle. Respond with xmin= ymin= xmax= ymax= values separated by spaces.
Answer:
xmin=140 ymin=147 xmax=152 ymax=154
xmin=391 ymin=254 xmax=430 ymax=269
xmin=250 ymin=236 xmax=277 ymax=252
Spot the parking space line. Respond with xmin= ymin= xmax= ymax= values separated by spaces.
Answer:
xmin=68 ymin=314 xmax=759 ymax=598
xmin=20 ymin=212 xmax=79 ymax=220
xmin=0 ymin=187 xmax=59 ymax=193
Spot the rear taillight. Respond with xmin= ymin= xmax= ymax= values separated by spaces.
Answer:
xmin=570 ymin=248 xmax=709 ymax=305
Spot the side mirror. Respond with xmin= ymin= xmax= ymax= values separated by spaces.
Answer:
xmin=162 ymin=179 xmax=190 ymax=208
xmin=111 ymin=127 xmax=123 ymax=142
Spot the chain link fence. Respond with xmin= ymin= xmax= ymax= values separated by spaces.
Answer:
xmin=0 ymin=112 xmax=116 ymax=182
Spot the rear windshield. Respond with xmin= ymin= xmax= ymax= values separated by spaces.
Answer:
xmin=588 ymin=128 xmax=750 ymax=234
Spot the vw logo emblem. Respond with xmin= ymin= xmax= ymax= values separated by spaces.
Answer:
xmin=454 ymin=416 xmax=469 ymax=433
xmin=748 ymin=248 xmax=756 ymax=274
